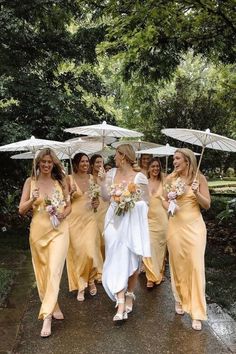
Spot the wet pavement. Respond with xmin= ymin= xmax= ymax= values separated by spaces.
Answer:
xmin=1 ymin=262 xmax=234 ymax=354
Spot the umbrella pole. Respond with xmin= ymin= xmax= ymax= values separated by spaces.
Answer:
xmin=165 ymin=156 xmax=168 ymax=175
xmin=195 ymin=145 xmax=205 ymax=180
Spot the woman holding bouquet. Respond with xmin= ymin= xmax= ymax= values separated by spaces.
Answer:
xmin=66 ymin=153 xmax=103 ymax=302
xmin=98 ymin=144 xmax=151 ymax=323
xmin=164 ymin=148 xmax=210 ymax=331
xmin=143 ymin=157 xmax=168 ymax=288
xmin=19 ymin=148 xmax=71 ymax=338
xmin=90 ymin=154 xmax=109 ymax=261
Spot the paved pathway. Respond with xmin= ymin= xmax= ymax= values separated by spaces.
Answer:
xmin=7 ymin=266 xmax=235 ymax=354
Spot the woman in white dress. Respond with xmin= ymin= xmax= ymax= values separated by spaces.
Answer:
xmin=98 ymin=144 xmax=150 ymax=323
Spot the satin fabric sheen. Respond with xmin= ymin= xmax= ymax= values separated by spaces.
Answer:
xmin=66 ymin=175 xmax=103 ymax=292
xmin=167 ymin=184 xmax=207 ymax=320
xmin=102 ymin=170 xmax=151 ymax=301
xmin=30 ymin=179 xmax=69 ymax=320
xmin=143 ymin=183 xmax=168 ymax=284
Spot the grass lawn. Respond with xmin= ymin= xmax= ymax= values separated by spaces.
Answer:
xmin=208 ymin=180 xmax=236 ymax=187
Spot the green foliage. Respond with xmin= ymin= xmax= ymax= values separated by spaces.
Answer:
xmin=216 ymin=198 xmax=236 ymax=223
xmin=226 ymin=167 xmax=235 ymax=177
xmin=0 ymin=268 xmax=15 ymax=306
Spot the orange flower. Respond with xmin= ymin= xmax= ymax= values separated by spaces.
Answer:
xmin=128 ymin=183 xmax=136 ymax=193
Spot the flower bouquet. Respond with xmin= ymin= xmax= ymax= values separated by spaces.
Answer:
xmin=88 ymin=181 xmax=101 ymax=212
xmin=44 ymin=190 xmax=63 ymax=228
xmin=165 ymin=177 xmax=186 ymax=216
xmin=110 ymin=182 xmax=142 ymax=216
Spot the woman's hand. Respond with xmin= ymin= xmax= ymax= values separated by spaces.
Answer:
xmin=191 ymin=180 xmax=199 ymax=194
xmin=97 ymin=167 xmax=106 ymax=185
xmin=32 ymin=188 xmax=39 ymax=201
xmin=91 ymin=198 xmax=100 ymax=209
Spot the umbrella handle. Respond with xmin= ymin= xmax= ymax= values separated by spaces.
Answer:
xmin=194 ymin=146 xmax=205 ymax=180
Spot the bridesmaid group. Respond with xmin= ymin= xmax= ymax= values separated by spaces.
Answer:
xmin=19 ymin=143 xmax=210 ymax=337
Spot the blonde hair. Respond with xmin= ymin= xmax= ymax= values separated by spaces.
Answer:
xmin=117 ymin=144 xmax=141 ymax=172
xmin=171 ymin=148 xmax=198 ymax=184
xmin=32 ymin=148 xmax=65 ymax=185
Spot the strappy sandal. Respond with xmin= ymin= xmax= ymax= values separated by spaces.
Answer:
xmin=192 ymin=320 xmax=202 ymax=331
xmin=125 ymin=291 xmax=136 ymax=314
xmin=77 ymin=290 xmax=85 ymax=302
xmin=175 ymin=302 xmax=184 ymax=315
xmin=113 ymin=298 xmax=128 ymax=323
xmin=89 ymin=282 xmax=97 ymax=296
xmin=40 ymin=315 xmax=52 ymax=338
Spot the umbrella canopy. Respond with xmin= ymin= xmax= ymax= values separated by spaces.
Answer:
xmin=64 ymin=121 xmax=143 ymax=148
xmin=112 ymin=140 xmax=161 ymax=151
xmin=161 ymin=128 xmax=236 ymax=152
xmin=137 ymin=143 xmax=177 ymax=156
xmin=11 ymin=151 xmax=70 ymax=160
xmin=0 ymin=136 xmax=65 ymax=176
xmin=161 ymin=128 xmax=236 ymax=177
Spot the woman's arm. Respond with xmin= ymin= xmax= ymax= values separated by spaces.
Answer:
xmin=57 ymin=179 xmax=71 ymax=220
xmin=192 ymin=174 xmax=211 ymax=210
xmin=19 ymin=178 xmax=38 ymax=215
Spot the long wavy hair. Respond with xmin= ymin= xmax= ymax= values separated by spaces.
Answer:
xmin=116 ymin=144 xmax=141 ymax=172
xmin=32 ymin=148 xmax=65 ymax=185
xmin=147 ymin=157 xmax=164 ymax=182
xmin=171 ymin=148 xmax=198 ymax=184
xmin=72 ymin=152 xmax=90 ymax=173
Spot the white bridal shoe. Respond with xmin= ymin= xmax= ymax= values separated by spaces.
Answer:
xmin=113 ymin=298 xmax=128 ymax=323
xmin=40 ymin=315 xmax=52 ymax=338
xmin=125 ymin=291 xmax=136 ymax=314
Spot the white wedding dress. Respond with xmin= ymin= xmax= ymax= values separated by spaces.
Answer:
xmin=102 ymin=168 xmax=151 ymax=301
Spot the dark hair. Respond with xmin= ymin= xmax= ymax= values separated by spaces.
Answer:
xmin=90 ymin=154 xmax=103 ymax=167
xmin=33 ymin=148 xmax=65 ymax=185
xmin=139 ymin=153 xmax=153 ymax=169
xmin=72 ymin=152 xmax=89 ymax=173
xmin=147 ymin=157 xmax=163 ymax=181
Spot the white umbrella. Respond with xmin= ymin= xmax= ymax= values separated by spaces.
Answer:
xmin=112 ymin=140 xmax=161 ymax=151
xmin=11 ymin=151 xmax=70 ymax=160
xmin=161 ymin=128 xmax=236 ymax=177
xmin=137 ymin=143 xmax=200 ymax=174
xmin=0 ymin=136 xmax=65 ymax=176
xmin=64 ymin=121 xmax=143 ymax=148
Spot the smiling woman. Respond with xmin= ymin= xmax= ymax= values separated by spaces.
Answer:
xmin=18 ymin=148 xmax=71 ymax=338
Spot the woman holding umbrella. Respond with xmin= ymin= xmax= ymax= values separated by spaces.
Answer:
xmin=164 ymin=148 xmax=210 ymax=331
xmin=143 ymin=157 xmax=168 ymax=288
xmin=98 ymin=144 xmax=151 ymax=323
xmin=19 ymin=148 xmax=71 ymax=338
xmin=66 ymin=153 xmax=103 ymax=302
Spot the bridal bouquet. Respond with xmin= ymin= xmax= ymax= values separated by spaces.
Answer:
xmin=44 ymin=190 xmax=63 ymax=228
xmin=88 ymin=181 xmax=101 ymax=212
xmin=110 ymin=182 xmax=142 ymax=216
xmin=165 ymin=177 xmax=186 ymax=216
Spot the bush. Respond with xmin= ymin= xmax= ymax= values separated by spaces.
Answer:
xmin=0 ymin=268 xmax=15 ymax=306
xmin=225 ymin=167 xmax=235 ymax=177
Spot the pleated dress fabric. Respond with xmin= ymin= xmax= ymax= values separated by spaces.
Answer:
xmin=66 ymin=175 xmax=103 ymax=292
xmin=95 ymin=196 xmax=109 ymax=260
xmin=143 ymin=183 xmax=168 ymax=284
xmin=29 ymin=179 xmax=69 ymax=320
xmin=102 ymin=169 xmax=151 ymax=301
xmin=167 ymin=184 xmax=207 ymax=320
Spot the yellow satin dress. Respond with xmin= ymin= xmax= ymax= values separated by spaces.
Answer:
xmin=30 ymin=179 xmax=69 ymax=320
xmin=167 ymin=183 xmax=207 ymax=320
xmin=95 ymin=196 xmax=109 ymax=261
xmin=66 ymin=175 xmax=103 ymax=292
xmin=143 ymin=184 xmax=168 ymax=284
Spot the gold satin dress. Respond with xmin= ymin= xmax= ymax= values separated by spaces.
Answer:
xmin=29 ymin=179 xmax=69 ymax=320
xmin=143 ymin=184 xmax=168 ymax=284
xmin=66 ymin=175 xmax=103 ymax=292
xmin=167 ymin=184 xmax=207 ymax=320
xmin=95 ymin=196 xmax=109 ymax=261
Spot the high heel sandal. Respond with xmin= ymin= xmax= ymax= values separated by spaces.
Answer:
xmin=88 ymin=281 xmax=97 ymax=296
xmin=40 ymin=315 xmax=52 ymax=338
xmin=175 ymin=302 xmax=184 ymax=315
xmin=146 ymin=281 xmax=154 ymax=289
xmin=192 ymin=320 xmax=202 ymax=331
xmin=113 ymin=298 xmax=128 ymax=323
xmin=125 ymin=291 xmax=136 ymax=314
xmin=77 ymin=290 xmax=85 ymax=302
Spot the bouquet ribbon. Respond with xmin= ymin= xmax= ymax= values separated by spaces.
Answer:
xmin=168 ymin=200 xmax=177 ymax=216
xmin=50 ymin=215 xmax=60 ymax=229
